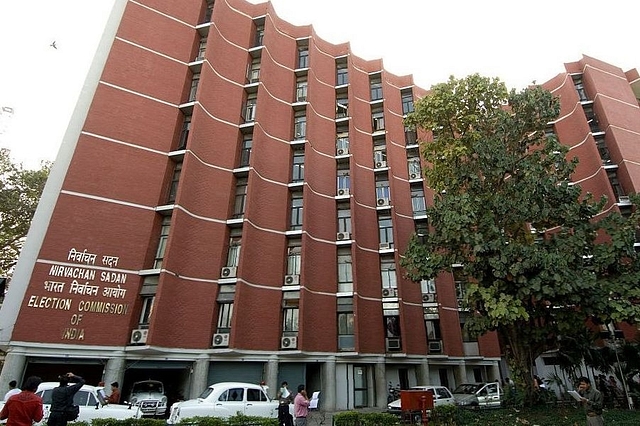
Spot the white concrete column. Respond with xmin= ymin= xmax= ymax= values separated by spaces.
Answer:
xmin=454 ymin=363 xmax=466 ymax=387
xmin=489 ymin=362 xmax=501 ymax=382
xmin=0 ymin=349 xmax=27 ymax=397
xmin=322 ymin=357 xmax=336 ymax=411
xmin=374 ymin=362 xmax=387 ymax=408
xmin=103 ymin=352 xmax=125 ymax=392
xmin=264 ymin=356 xmax=279 ymax=399
xmin=189 ymin=356 xmax=210 ymax=399
xmin=416 ymin=360 xmax=430 ymax=385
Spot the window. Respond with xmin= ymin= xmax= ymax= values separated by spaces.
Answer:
xmin=247 ymin=388 xmax=268 ymax=402
xmin=168 ymin=162 xmax=182 ymax=203
xmin=420 ymin=279 xmax=436 ymax=294
xmin=178 ymin=115 xmax=191 ymax=150
xmin=287 ymin=246 xmax=301 ymax=275
xmin=411 ymin=187 xmax=426 ymax=216
xmin=296 ymin=78 xmax=308 ymax=102
xmin=153 ymin=216 xmax=171 ymax=269
xmin=294 ymin=113 xmax=306 ymax=140
xmin=385 ymin=316 xmax=400 ymax=337
xmin=254 ymin=24 xmax=264 ymax=47
xmin=336 ymin=132 xmax=349 ymax=154
xmin=233 ymin=179 xmax=247 ymax=218
xmin=572 ymin=75 xmax=589 ymax=102
xmin=337 ymin=297 xmax=354 ymax=350
xmin=239 ymin=136 xmax=252 ymax=167
xmin=337 ymin=250 xmax=353 ymax=293
xmin=226 ymin=238 xmax=241 ymax=267
xmin=203 ymin=0 xmax=214 ymax=23
xmin=219 ymin=388 xmax=243 ymax=402
xmin=292 ymin=150 xmax=305 ymax=182
xmin=583 ymin=105 xmax=600 ymax=133
xmin=336 ymin=97 xmax=348 ymax=118
xmin=372 ymin=110 xmax=385 ymax=131
xmin=216 ymin=302 xmax=234 ymax=332
xmin=298 ymin=47 xmax=309 ymax=69
xmin=405 ymin=126 xmax=417 ymax=145
xmin=196 ymin=37 xmax=207 ymax=60
xmin=401 ymin=90 xmax=414 ymax=114
xmin=336 ymin=61 xmax=348 ymax=86
xmin=460 ymin=313 xmax=477 ymax=342
xmin=373 ymin=146 xmax=387 ymax=166
xmin=408 ymin=158 xmax=421 ymax=177
xmin=376 ymin=179 xmax=390 ymax=201
xmin=379 ymin=215 xmax=394 ymax=247
xmin=594 ymin=134 xmax=611 ymax=164
xmin=247 ymin=58 xmax=260 ymax=83
xmin=290 ymin=193 xmax=303 ymax=230
xmin=244 ymin=93 xmax=257 ymax=122
xmin=139 ymin=296 xmax=154 ymax=325
xmin=425 ymin=320 xmax=441 ymax=340
xmin=454 ymin=268 xmax=467 ymax=305
xmin=188 ymin=73 xmax=200 ymax=102
xmin=381 ymin=258 xmax=397 ymax=289
xmin=337 ymin=208 xmax=352 ymax=234
xmin=337 ymin=169 xmax=350 ymax=191
xmin=370 ymin=76 xmax=382 ymax=101
xmin=283 ymin=307 xmax=299 ymax=332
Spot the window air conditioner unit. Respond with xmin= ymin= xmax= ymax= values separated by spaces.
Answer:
xmin=379 ymin=242 xmax=391 ymax=250
xmin=382 ymin=288 xmax=398 ymax=298
xmin=385 ymin=337 xmax=401 ymax=351
xmin=377 ymin=198 xmax=390 ymax=206
xmin=130 ymin=329 xmax=148 ymax=345
xmin=284 ymin=274 xmax=300 ymax=285
xmin=281 ymin=336 xmax=298 ymax=349
xmin=337 ymin=188 xmax=350 ymax=196
xmin=422 ymin=293 xmax=437 ymax=303
xmin=212 ymin=333 xmax=230 ymax=347
xmin=428 ymin=341 xmax=442 ymax=353
xmin=375 ymin=161 xmax=387 ymax=169
xmin=221 ymin=266 xmax=237 ymax=278
xmin=618 ymin=196 xmax=631 ymax=204
xmin=337 ymin=232 xmax=351 ymax=241
xmin=337 ymin=147 xmax=349 ymax=156
xmin=410 ymin=173 xmax=419 ymax=180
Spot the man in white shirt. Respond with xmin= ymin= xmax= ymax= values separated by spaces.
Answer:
xmin=3 ymin=380 xmax=21 ymax=400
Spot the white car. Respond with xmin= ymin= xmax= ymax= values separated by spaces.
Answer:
xmin=168 ymin=382 xmax=287 ymax=424
xmin=129 ymin=380 xmax=168 ymax=417
xmin=387 ymin=385 xmax=456 ymax=418
xmin=34 ymin=382 xmax=142 ymax=423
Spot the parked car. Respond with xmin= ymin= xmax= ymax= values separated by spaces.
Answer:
xmin=167 ymin=382 xmax=290 ymax=424
xmin=32 ymin=382 xmax=141 ymax=424
xmin=129 ymin=380 xmax=168 ymax=417
xmin=452 ymin=382 xmax=502 ymax=408
xmin=387 ymin=385 xmax=455 ymax=420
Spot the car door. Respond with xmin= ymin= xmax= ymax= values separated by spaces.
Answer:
xmin=244 ymin=387 xmax=275 ymax=417
xmin=434 ymin=387 xmax=455 ymax=406
xmin=477 ymin=383 xmax=500 ymax=408
xmin=216 ymin=387 xmax=245 ymax=417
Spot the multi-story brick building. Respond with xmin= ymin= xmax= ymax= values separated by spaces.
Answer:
xmin=0 ymin=0 xmax=637 ymax=411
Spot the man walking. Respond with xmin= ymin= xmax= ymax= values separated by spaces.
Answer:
xmin=577 ymin=376 xmax=604 ymax=425
xmin=0 ymin=376 xmax=43 ymax=426
xmin=293 ymin=384 xmax=310 ymax=426
xmin=3 ymin=381 xmax=21 ymax=401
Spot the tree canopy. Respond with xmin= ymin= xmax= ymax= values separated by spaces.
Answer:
xmin=401 ymin=74 xmax=640 ymax=402
xmin=0 ymin=148 xmax=50 ymax=277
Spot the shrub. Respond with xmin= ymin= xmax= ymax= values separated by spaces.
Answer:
xmin=359 ymin=412 xmax=398 ymax=426
xmin=333 ymin=411 xmax=361 ymax=426
xmin=177 ymin=416 xmax=227 ymax=426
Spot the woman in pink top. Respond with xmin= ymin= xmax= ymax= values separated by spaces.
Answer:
xmin=293 ymin=384 xmax=310 ymax=426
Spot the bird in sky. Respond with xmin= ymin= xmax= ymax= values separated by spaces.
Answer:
xmin=50 ymin=41 xmax=57 ymax=49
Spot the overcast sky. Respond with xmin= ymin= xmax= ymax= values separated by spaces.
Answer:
xmin=1 ymin=0 xmax=638 ymax=169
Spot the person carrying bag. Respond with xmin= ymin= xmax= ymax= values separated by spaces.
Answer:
xmin=47 ymin=373 xmax=85 ymax=426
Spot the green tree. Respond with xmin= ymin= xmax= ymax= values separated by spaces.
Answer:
xmin=0 ymin=148 xmax=50 ymax=277
xmin=401 ymin=74 xmax=640 ymax=405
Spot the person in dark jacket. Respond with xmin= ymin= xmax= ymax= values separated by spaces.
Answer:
xmin=47 ymin=372 xmax=85 ymax=426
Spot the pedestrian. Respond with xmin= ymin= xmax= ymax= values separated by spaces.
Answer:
xmin=277 ymin=381 xmax=293 ymax=426
xmin=0 ymin=376 xmax=43 ymax=426
xmin=105 ymin=382 xmax=120 ymax=404
xmin=4 ymin=380 xmax=21 ymax=401
xmin=293 ymin=384 xmax=310 ymax=426
xmin=577 ymin=376 xmax=604 ymax=425
xmin=47 ymin=372 xmax=85 ymax=426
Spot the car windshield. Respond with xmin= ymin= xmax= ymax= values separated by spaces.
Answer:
xmin=133 ymin=382 xmax=163 ymax=394
xmin=453 ymin=384 xmax=481 ymax=394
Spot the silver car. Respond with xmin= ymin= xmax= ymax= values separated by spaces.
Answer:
xmin=452 ymin=382 xmax=502 ymax=408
